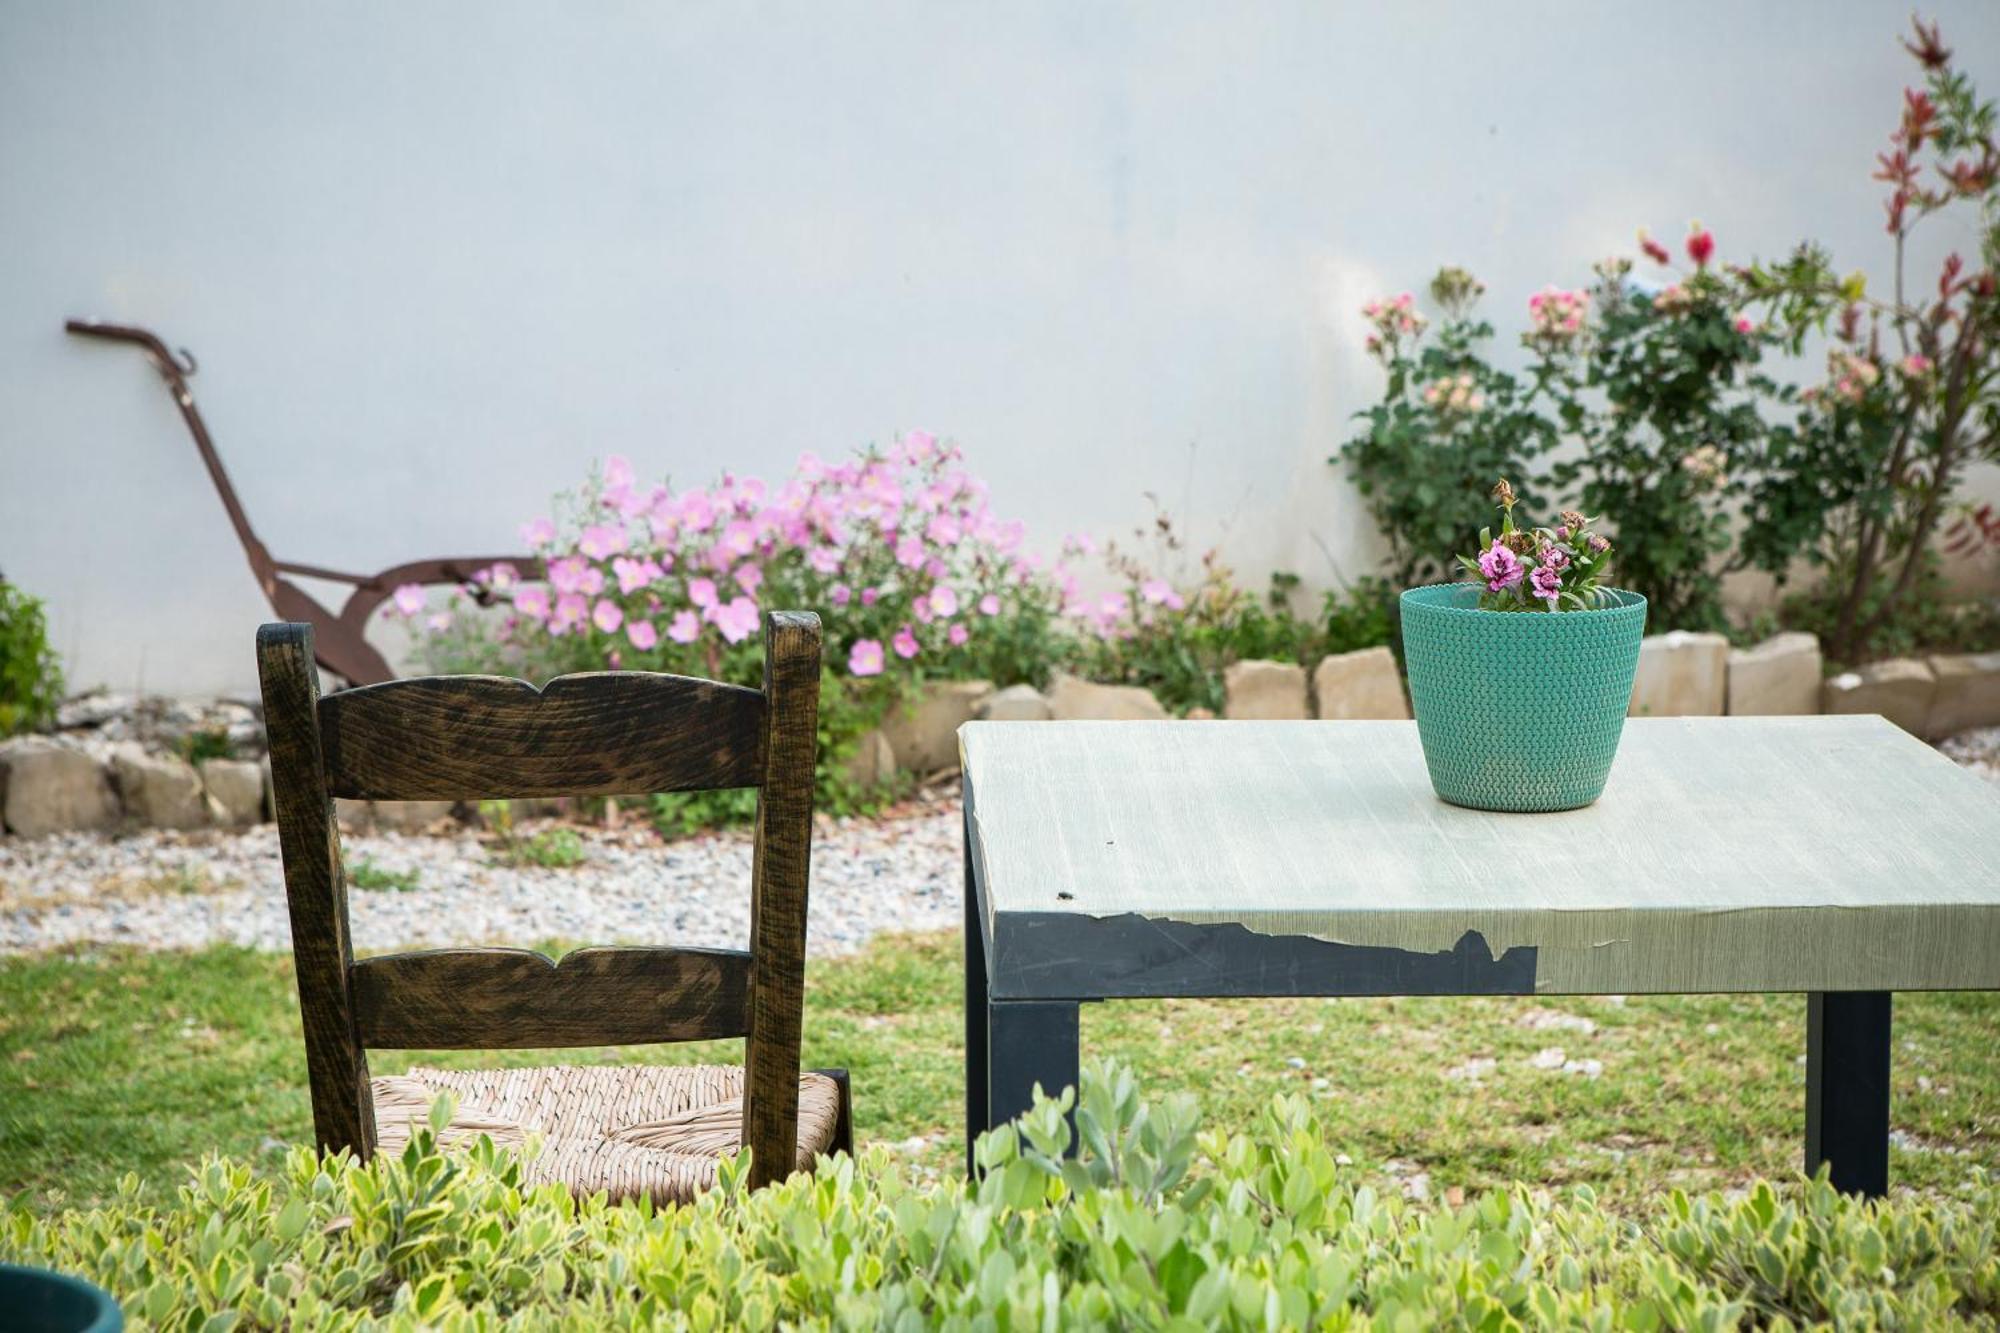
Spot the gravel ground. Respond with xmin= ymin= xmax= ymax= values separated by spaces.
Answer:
xmin=5 ymin=731 xmax=1998 ymax=958
xmin=1939 ymin=724 xmax=2000 ymax=784
xmin=0 ymin=799 xmax=963 ymax=957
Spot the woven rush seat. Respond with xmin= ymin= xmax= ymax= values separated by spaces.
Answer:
xmin=372 ymin=1065 xmax=843 ymax=1205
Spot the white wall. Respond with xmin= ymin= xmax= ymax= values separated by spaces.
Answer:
xmin=3 ymin=1 xmax=1995 ymax=694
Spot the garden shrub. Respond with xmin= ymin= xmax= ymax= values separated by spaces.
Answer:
xmin=407 ymin=435 xmax=1063 ymax=818
xmin=1734 ymin=16 xmax=2000 ymax=665
xmin=1062 ymin=509 xmax=1395 ymax=713
xmin=1538 ymin=242 xmax=1799 ymax=633
xmin=1337 ymin=268 xmax=1565 ymax=591
xmin=7 ymin=1062 xmax=1998 ymax=1330
xmin=410 ymin=443 xmax=1393 ymax=757
xmin=0 ymin=576 xmax=64 ymax=737
xmin=1343 ymin=250 xmax=1802 ymax=633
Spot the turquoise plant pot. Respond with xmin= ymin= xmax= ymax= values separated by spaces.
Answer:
xmin=0 ymin=1265 xmax=122 ymax=1333
xmin=1400 ymin=582 xmax=1648 ymax=813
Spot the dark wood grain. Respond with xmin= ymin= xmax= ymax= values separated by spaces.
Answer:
xmin=352 ymin=946 xmax=752 ymax=1048
xmin=261 ymin=614 xmax=837 ymax=1189
xmin=319 ymin=672 xmax=767 ymax=800
xmin=258 ymin=623 xmax=377 ymax=1155
xmin=741 ymin=610 xmax=822 ymax=1189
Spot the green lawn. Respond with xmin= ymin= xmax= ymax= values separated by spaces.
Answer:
xmin=3 ymin=933 xmax=1996 ymax=1213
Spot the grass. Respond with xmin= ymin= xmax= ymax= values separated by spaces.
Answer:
xmin=346 ymin=858 xmax=422 ymax=893
xmin=2 ymin=933 xmax=1995 ymax=1214
xmin=497 ymin=828 xmax=587 ymax=869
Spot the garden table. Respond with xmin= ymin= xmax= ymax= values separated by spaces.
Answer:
xmin=959 ymin=715 xmax=2000 ymax=1195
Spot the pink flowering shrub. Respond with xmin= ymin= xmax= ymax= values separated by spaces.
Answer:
xmin=1456 ymin=480 xmax=1615 ymax=613
xmin=409 ymin=433 xmax=1066 ymax=813
xmin=1059 ymin=504 xmax=1395 ymax=713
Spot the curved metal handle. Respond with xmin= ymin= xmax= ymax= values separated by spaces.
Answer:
xmin=64 ymin=318 xmax=197 ymax=376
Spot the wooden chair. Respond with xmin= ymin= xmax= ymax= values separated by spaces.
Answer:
xmin=257 ymin=612 xmax=851 ymax=1202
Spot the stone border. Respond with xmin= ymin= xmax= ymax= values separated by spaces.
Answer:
xmin=7 ymin=641 xmax=1997 ymax=837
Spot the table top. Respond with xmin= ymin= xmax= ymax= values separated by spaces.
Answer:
xmin=959 ymin=716 xmax=2000 ymax=997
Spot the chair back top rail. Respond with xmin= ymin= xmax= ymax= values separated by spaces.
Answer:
xmin=319 ymin=672 xmax=768 ymax=800
xmin=351 ymin=946 xmax=753 ymax=1049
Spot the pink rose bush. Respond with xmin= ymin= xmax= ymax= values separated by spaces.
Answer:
xmin=1456 ymin=480 xmax=1615 ymax=613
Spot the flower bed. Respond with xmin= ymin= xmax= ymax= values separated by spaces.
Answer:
xmin=6 ymin=1065 xmax=1997 ymax=1329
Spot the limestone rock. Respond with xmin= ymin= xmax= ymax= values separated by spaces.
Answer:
xmin=199 ymin=757 xmax=267 ymax=826
xmin=843 ymin=728 xmax=897 ymax=789
xmin=371 ymin=801 xmax=458 ymax=831
xmin=112 ymin=746 xmax=210 ymax=829
xmin=1312 ymin=647 xmax=1409 ymax=720
xmin=1628 ymin=631 xmax=1729 ymax=717
xmin=1925 ymin=652 xmax=2000 ymax=738
xmin=1223 ymin=660 xmax=1309 ymax=720
xmin=975 ymin=683 xmax=1052 ymax=722
xmin=883 ymin=680 xmax=994 ymax=775
xmin=1045 ymin=673 xmax=1169 ymax=721
xmin=0 ymin=737 xmax=119 ymax=837
xmin=1726 ymin=632 xmax=1822 ymax=717
xmin=1822 ymin=658 xmax=1936 ymax=736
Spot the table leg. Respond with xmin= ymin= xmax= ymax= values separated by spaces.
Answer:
xmin=986 ymin=999 xmax=1081 ymax=1140
xmin=1805 ymin=991 xmax=1891 ymax=1198
xmin=964 ymin=828 xmax=988 ymax=1177
xmin=963 ymin=798 xmax=1079 ymax=1173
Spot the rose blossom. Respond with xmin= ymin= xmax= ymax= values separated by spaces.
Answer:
xmin=1685 ymin=223 xmax=1715 ymax=268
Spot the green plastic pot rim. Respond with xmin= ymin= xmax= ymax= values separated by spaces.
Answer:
xmin=1400 ymin=582 xmax=1648 ymax=618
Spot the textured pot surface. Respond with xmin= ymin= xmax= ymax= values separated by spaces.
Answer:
xmin=1400 ymin=583 xmax=1648 ymax=812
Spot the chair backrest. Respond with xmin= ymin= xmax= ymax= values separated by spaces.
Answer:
xmin=257 ymin=612 xmax=822 ymax=1189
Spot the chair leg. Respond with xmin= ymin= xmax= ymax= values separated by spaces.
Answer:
xmin=812 ymin=1067 xmax=853 ymax=1157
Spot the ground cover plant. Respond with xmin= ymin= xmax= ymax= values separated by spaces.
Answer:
xmin=4 ymin=1031 xmax=1998 ymax=1329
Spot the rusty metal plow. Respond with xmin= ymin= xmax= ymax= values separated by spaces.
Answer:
xmin=66 ymin=319 xmax=544 ymax=685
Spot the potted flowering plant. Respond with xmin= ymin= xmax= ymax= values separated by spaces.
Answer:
xmin=1399 ymin=481 xmax=1647 ymax=812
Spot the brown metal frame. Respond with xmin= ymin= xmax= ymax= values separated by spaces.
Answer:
xmin=66 ymin=319 xmax=544 ymax=685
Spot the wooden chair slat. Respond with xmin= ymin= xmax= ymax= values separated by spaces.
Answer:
xmin=258 ymin=623 xmax=378 ymax=1153
xmin=352 ymin=946 xmax=753 ymax=1048
xmin=741 ymin=611 xmax=822 ymax=1189
xmin=318 ymin=672 xmax=767 ymax=801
